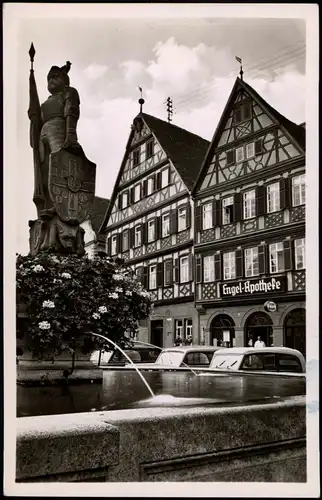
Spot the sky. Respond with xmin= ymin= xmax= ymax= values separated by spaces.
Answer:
xmin=7 ymin=6 xmax=307 ymax=255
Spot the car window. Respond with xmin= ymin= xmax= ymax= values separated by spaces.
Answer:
xmin=184 ymin=352 xmax=210 ymax=366
xmin=261 ymin=354 xmax=277 ymax=371
xmin=241 ymin=354 xmax=264 ymax=370
xmin=139 ymin=350 xmax=160 ymax=362
xmin=278 ymin=354 xmax=302 ymax=373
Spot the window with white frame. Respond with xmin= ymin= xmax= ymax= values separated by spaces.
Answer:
xmin=134 ymin=226 xmax=141 ymax=247
xmin=292 ymin=174 xmax=305 ymax=206
xmin=134 ymin=184 xmax=141 ymax=203
xmin=164 ymin=260 xmax=172 ymax=286
xmin=147 ymin=219 xmax=155 ymax=242
xmin=236 ymin=146 xmax=245 ymax=163
xmin=243 ymin=189 xmax=256 ymax=219
xmin=133 ymin=148 xmax=140 ymax=166
xmin=122 ymin=231 xmax=129 ymax=252
xmin=267 ymin=182 xmax=280 ymax=213
xmin=204 ymin=255 xmax=215 ymax=282
xmin=175 ymin=319 xmax=183 ymax=338
xmin=162 ymin=213 xmax=170 ymax=237
xmin=180 ymin=256 xmax=189 ymax=283
xmin=149 ymin=265 xmax=157 ymax=289
xmin=246 ymin=142 xmax=255 ymax=159
xmin=244 ymin=247 xmax=259 ymax=277
xmin=269 ymin=242 xmax=284 ymax=273
xmin=203 ymin=202 xmax=213 ymax=230
xmin=161 ymin=168 xmax=170 ymax=188
xmin=122 ymin=191 xmax=129 ymax=209
xmin=111 ymin=235 xmax=117 ymax=255
xmin=178 ymin=206 xmax=187 ymax=232
xmin=222 ymin=196 xmax=234 ymax=225
xmin=294 ymin=238 xmax=305 ymax=270
xmin=147 ymin=177 xmax=154 ymax=196
xmin=185 ymin=319 xmax=193 ymax=338
xmin=223 ymin=252 xmax=236 ymax=280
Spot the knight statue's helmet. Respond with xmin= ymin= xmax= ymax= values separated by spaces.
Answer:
xmin=47 ymin=61 xmax=71 ymax=85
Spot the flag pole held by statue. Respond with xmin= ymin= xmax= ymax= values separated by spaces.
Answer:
xmin=28 ymin=43 xmax=45 ymax=215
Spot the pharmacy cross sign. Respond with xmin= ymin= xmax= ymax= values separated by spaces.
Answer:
xmin=220 ymin=276 xmax=286 ymax=298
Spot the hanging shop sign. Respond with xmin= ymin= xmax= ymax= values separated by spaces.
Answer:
xmin=264 ymin=300 xmax=277 ymax=312
xmin=220 ymin=276 xmax=286 ymax=298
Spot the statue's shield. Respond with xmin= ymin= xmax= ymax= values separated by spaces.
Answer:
xmin=48 ymin=149 xmax=96 ymax=224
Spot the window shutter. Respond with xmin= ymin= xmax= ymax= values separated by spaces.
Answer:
xmin=117 ymin=195 xmax=122 ymax=210
xmin=186 ymin=204 xmax=191 ymax=229
xmin=215 ymin=199 xmax=222 ymax=227
xmin=258 ymin=244 xmax=267 ymax=275
xmin=170 ymin=209 xmax=178 ymax=234
xmin=233 ymin=192 xmax=243 ymax=222
xmin=255 ymin=138 xmax=263 ymax=155
xmin=142 ymin=222 xmax=147 ymax=244
xmin=130 ymin=227 xmax=135 ymax=248
xmin=174 ymin=258 xmax=180 ymax=283
xmin=256 ymin=185 xmax=266 ymax=215
xmin=152 ymin=174 xmax=156 ymax=193
xmin=226 ymin=149 xmax=235 ymax=165
xmin=116 ymin=233 xmax=121 ymax=254
xmin=280 ymin=177 xmax=290 ymax=210
xmin=214 ymin=253 xmax=222 ymax=281
xmin=284 ymin=240 xmax=293 ymax=271
xmin=142 ymin=180 xmax=148 ymax=198
xmin=156 ymin=172 xmax=161 ymax=190
xmin=139 ymin=184 xmax=142 ymax=200
xmin=195 ymin=205 xmax=202 ymax=231
xmin=130 ymin=187 xmax=135 ymax=204
xmin=236 ymin=249 xmax=244 ymax=278
xmin=211 ymin=201 xmax=217 ymax=227
xmin=155 ymin=216 xmax=161 ymax=240
xmin=196 ymin=255 xmax=202 ymax=284
xmin=156 ymin=263 xmax=163 ymax=287
xmin=107 ymin=237 xmax=111 ymax=256
xmin=143 ymin=266 xmax=148 ymax=289
xmin=188 ymin=254 xmax=193 ymax=281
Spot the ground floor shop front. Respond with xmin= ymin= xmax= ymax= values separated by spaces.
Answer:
xmin=198 ymin=300 xmax=306 ymax=356
xmin=137 ymin=301 xmax=199 ymax=349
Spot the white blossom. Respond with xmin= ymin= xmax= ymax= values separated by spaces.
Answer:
xmin=98 ymin=306 xmax=107 ymax=314
xmin=32 ymin=265 xmax=45 ymax=273
xmin=115 ymin=287 xmax=123 ymax=293
xmin=108 ymin=292 xmax=119 ymax=300
xmin=42 ymin=300 xmax=55 ymax=309
xmin=113 ymin=274 xmax=124 ymax=281
xmin=140 ymin=290 xmax=151 ymax=298
xmin=61 ymin=272 xmax=71 ymax=279
xmin=50 ymin=256 xmax=60 ymax=264
xmin=92 ymin=312 xmax=101 ymax=320
xmin=125 ymin=290 xmax=132 ymax=296
xmin=39 ymin=321 xmax=51 ymax=330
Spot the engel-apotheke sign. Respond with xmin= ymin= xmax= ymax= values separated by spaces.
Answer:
xmin=220 ymin=276 xmax=286 ymax=298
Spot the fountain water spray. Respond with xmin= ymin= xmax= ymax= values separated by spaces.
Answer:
xmin=89 ymin=332 xmax=155 ymax=398
xmin=133 ymin=339 xmax=199 ymax=376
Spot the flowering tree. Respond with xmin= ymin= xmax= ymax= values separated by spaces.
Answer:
xmin=16 ymin=251 xmax=153 ymax=359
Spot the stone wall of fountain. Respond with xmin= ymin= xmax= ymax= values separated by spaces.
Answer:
xmin=16 ymin=396 xmax=306 ymax=482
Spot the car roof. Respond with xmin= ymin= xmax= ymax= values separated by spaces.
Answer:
xmin=213 ymin=347 xmax=304 ymax=357
xmin=161 ymin=346 xmax=220 ymax=353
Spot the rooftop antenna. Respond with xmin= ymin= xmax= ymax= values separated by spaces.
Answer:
xmin=166 ymin=97 xmax=173 ymax=123
xmin=235 ymin=56 xmax=243 ymax=81
xmin=138 ymin=86 xmax=145 ymax=113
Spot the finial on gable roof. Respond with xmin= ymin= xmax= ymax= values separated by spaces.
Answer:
xmin=235 ymin=56 xmax=243 ymax=81
xmin=138 ymin=86 xmax=145 ymax=113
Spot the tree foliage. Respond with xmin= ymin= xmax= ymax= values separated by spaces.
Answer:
xmin=16 ymin=251 xmax=153 ymax=359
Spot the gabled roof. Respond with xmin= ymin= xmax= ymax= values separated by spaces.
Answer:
xmin=88 ymin=196 xmax=110 ymax=234
xmin=192 ymin=77 xmax=306 ymax=195
xmin=99 ymin=113 xmax=210 ymax=233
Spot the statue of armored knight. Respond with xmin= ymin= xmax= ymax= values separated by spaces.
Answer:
xmin=28 ymin=43 xmax=96 ymax=256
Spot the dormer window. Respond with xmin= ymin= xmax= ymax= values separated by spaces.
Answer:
xmin=133 ymin=148 xmax=140 ymax=167
xmin=146 ymin=140 xmax=154 ymax=159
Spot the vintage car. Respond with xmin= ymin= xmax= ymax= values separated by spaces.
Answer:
xmin=91 ymin=345 xmax=160 ymax=368
xmin=125 ymin=345 xmax=221 ymax=371
xmin=206 ymin=347 xmax=306 ymax=376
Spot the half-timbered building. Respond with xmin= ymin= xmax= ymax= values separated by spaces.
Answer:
xmin=99 ymin=112 xmax=209 ymax=347
xmin=192 ymin=77 xmax=306 ymax=355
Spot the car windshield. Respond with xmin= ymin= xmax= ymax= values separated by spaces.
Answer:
xmin=156 ymin=351 xmax=184 ymax=366
xmin=210 ymin=354 xmax=243 ymax=369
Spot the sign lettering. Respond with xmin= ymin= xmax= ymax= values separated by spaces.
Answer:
xmin=220 ymin=276 xmax=286 ymax=297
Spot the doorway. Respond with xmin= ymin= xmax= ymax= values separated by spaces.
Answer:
xmin=284 ymin=308 xmax=306 ymax=357
xmin=244 ymin=312 xmax=273 ymax=347
xmin=210 ymin=314 xmax=235 ymax=348
xmin=150 ymin=320 xmax=164 ymax=348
